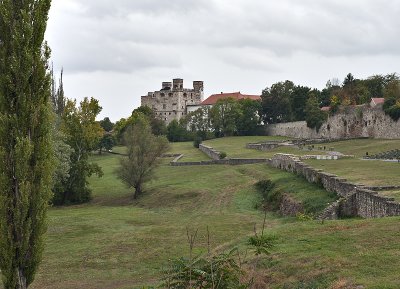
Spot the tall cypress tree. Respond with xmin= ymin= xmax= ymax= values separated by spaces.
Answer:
xmin=0 ymin=1 xmax=53 ymax=288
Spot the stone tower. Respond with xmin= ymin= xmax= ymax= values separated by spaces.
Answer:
xmin=141 ymin=79 xmax=204 ymax=124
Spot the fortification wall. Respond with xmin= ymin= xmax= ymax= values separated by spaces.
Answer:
xmin=199 ymin=144 xmax=221 ymax=160
xmin=170 ymin=157 xmax=268 ymax=166
xmin=266 ymin=105 xmax=400 ymax=139
xmin=268 ymin=154 xmax=400 ymax=218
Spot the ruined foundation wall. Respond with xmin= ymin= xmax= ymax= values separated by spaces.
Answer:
xmin=268 ymin=154 xmax=400 ymax=218
xmin=266 ymin=105 xmax=400 ymax=139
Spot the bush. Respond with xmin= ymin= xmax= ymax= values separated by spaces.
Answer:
xmin=219 ymin=151 xmax=227 ymax=159
xmin=247 ymin=235 xmax=276 ymax=256
xmin=254 ymin=179 xmax=275 ymax=197
xmin=254 ymin=179 xmax=282 ymax=210
xmin=162 ymin=248 xmax=250 ymax=289
xmin=193 ymin=136 xmax=202 ymax=148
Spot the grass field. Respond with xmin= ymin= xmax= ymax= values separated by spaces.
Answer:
xmin=2 ymin=138 xmax=398 ymax=289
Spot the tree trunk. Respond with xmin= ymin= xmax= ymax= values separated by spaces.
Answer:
xmin=134 ymin=184 xmax=142 ymax=199
xmin=16 ymin=268 xmax=27 ymax=289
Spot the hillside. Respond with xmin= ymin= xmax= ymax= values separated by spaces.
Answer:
xmin=20 ymin=137 xmax=400 ymax=289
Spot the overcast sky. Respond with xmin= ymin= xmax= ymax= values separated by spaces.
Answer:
xmin=46 ymin=0 xmax=400 ymax=121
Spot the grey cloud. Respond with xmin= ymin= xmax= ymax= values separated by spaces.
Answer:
xmin=48 ymin=0 xmax=400 ymax=75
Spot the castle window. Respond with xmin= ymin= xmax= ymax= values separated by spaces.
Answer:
xmin=161 ymin=93 xmax=165 ymax=97
xmin=181 ymin=106 xmax=184 ymax=109
xmin=168 ymin=93 xmax=173 ymax=97
xmin=169 ymin=112 xmax=171 ymax=115
xmin=163 ymin=104 xmax=166 ymax=109
xmin=183 ymin=93 xmax=187 ymax=98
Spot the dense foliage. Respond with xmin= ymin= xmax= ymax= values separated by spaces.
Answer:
xmin=54 ymin=97 xmax=104 ymax=205
xmin=260 ymin=73 xmax=400 ymax=127
xmin=0 ymin=1 xmax=53 ymax=288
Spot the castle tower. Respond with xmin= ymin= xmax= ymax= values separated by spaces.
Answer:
xmin=173 ymin=78 xmax=183 ymax=91
xmin=162 ymin=82 xmax=172 ymax=90
xmin=193 ymin=81 xmax=204 ymax=92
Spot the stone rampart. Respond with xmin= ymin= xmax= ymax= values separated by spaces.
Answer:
xmin=246 ymin=141 xmax=284 ymax=151
xmin=268 ymin=153 xmax=400 ymax=218
xmin=199 ymin=144 xmax=221 ymax=160
xmin=266 ymin=105 xmax=400 ymax=139
xmin=170 ymin=158 xmax=268 ymax=166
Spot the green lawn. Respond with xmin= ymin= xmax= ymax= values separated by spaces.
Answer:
xmin=166 ymin=141 xmax=210 ymax=161
xmin=318 ymin=138 xmax=400 ymax=158
xmin=3 ymin=138 xmax=397 ymax=289
xmin=305 ymin=158 xmax=400 ymax=187
xmin=203 ymin=136 xmax=291 ymax=158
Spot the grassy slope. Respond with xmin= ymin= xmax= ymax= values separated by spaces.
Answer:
xmin=14 ymin=139 xmax=399 ymax=289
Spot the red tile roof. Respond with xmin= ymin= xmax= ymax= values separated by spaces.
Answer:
xmin=201 ymin=92 xmax=261 ymax=105
xmin=371 ymin=98 xmax=385 ymax=105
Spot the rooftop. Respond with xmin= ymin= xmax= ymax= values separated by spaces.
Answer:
xmin=201 ymin=92 xmax=261 ymax=105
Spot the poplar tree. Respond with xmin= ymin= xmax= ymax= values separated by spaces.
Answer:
xmin=0 ymin=1 xmax=53 ymax=288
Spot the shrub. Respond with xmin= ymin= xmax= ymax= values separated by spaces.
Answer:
xmin=383 ymin=97 xmax=400 ymax=121
xmin=219 ymin=151 xmax=227 ymax=159
xmin=254 ymin=179 xmax=282 ymax=210
xmin=247 ymin=235 xmax=276 ymax=256
xmin=265 ymin=189 xmax=283 ymax=210
xmin=254 ymin=179 xmax=275 ymax=198
xmin=162 ymin=248 xmax=250 ymax=289
xmin=193 ymin=136 xmax=202 ymax=148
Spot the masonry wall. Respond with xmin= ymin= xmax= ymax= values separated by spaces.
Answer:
xmin=266 ymin=105 xmax=400 ymax=139
xmin=199 ymin=144 xmax=221 ymax=160
xmin=268 ymin=154 xmax=400 ymax=218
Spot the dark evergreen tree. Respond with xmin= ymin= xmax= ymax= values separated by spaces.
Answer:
xmin=0 ymin=1 xmax=53 ymax=288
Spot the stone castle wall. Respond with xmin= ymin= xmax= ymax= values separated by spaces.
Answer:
xmin=266 ymin=105 xmax=400 ymax=139
xmin=268 ymin=154 xmax=400 ymax=218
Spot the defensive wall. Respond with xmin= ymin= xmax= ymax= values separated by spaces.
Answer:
xmin=199 ymin=144 xmax=222 ymax=160
xmin=266 ymin=105 xmax=400 ymax=139
xmin=268 ymin=154 xmax=400 ymax=219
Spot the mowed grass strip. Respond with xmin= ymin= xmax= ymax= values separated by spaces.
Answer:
xmin=306 ymin=158 xmax=400 ymax=187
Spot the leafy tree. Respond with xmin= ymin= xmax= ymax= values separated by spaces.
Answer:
xmin=132 ymin=106 xmax=166 ymax=136
xmin=291 ymin=85 xmax=311 ymax=121
xmin=236 ymin=98 xmax=262 ymax=135
xmin=305 ymin=93 xmax=328 ymax=131
xmin=329 ymin=95 xmax=341 ymax=114
xmin=383 ymin=79 xmax=400 ymax=121
xmin=51 ymin=68 xmax=65 ymax=117
xmin=167 ymin=119 xmax=189 ymax=142
xmin=0 ymin=0 xmax=53 ymax=288
xmin=55 ymin=97 xmax=104 ymax=205
xmin=186 ymin=107 xmax=212 ymax=139
xmin=99 ymin=117 xmax=114 ymax=132
xmin=97 ymin=133 xmax=115 ymax=155
xmin=117 ymin=117 xmax=169 ymax=199
xmin=210 ymin=98 xmax=241 ymax=137
xmin=51 ymin=128 xmax=73 ymax=202
xmin=261 ymin=80 xmax=294 ymax=123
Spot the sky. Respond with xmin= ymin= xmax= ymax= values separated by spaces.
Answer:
xmin=46 ymin=0 xmax=400 ymax=121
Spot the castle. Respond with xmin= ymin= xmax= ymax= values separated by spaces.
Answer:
xmin=141 ymin=79 xmax=204 ymax=124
